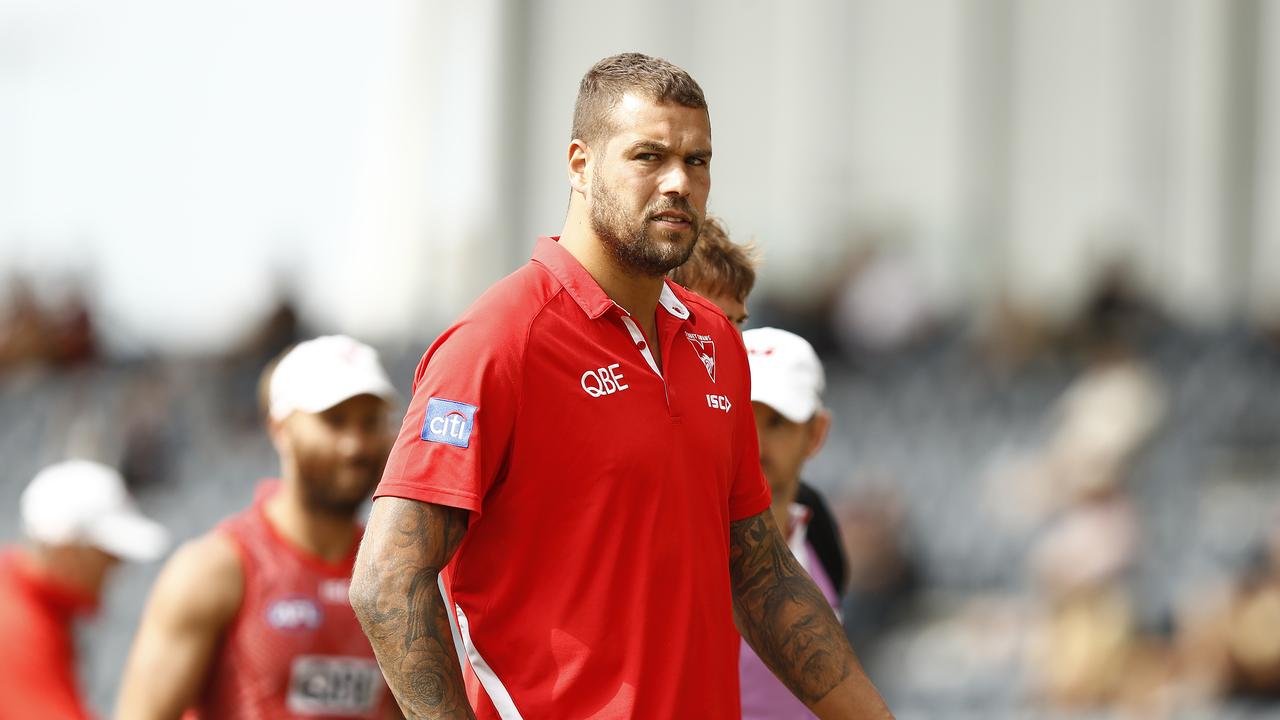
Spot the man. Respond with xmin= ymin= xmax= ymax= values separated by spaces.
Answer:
xmin=668 ymin=216 xmax=849 ymax=596
xmin=741 ymin=326 xmax=848 ymax=719
xmin=0 ymin=459 xmax=168 ymax=720
xmin=116 ymin=335 xmax=403 ymax=720
xmin=350 ymin=53 xmax=892 ymax=719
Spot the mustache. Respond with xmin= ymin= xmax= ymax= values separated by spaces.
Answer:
xmin=337 ymin=455 xmax=386 ymax=473
xmin=645 ymin=197 xmax=698 ymax=222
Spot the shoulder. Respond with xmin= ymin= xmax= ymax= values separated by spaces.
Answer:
xmin=458 ymin=262 xmax=563 ymax=336
xmin=147 ymin=531 xmax=243 ymax=627
xmin=419 ymin=262 xmax=564 ymax=372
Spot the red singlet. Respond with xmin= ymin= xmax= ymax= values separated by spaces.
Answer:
xmin=186 ymin=481 xmax=393 ymax=720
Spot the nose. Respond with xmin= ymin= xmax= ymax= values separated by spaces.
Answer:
xmin=335 ymin=426 xmax=370 ymax=459
xmin=658 ymin=161 xmax=691 ymax=198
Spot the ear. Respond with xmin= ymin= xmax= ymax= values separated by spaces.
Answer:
xmin=567 ymin=139 xmax=591 ymax=195
xmin=804 ymin=409 xmax=831 ymax=460
xmin=266 ymin=415 xmax=290 ymax=455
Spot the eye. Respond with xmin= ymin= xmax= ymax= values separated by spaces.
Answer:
xmin=635 ymin=152 xmax=660 ymax=162
xmin=686 ymin=157 xmax=708 ymax=167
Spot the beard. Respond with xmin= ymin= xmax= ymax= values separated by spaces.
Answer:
xmin=293 ymin=452 xmax=385 ymax=519
xmin=590 ymin=171 xmax=702 ymax=277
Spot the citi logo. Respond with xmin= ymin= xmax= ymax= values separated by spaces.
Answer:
xmin=582 ymin=363 xmax=629 ymax=398
xmin=421 ymin=398 xmax=477 ymax=448
xmin=429 ymin=412 xmax=468 ymax=440
xmin=706 ymin=394 xmax=732 ymax=412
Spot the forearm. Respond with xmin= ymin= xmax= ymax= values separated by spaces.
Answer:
xmin=729 ymin=511 xmax=893 ymax=719
xmin=351 ymin=498 xmax=474 ymax=720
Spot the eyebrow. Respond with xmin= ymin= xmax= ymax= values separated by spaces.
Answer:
xmin=628 ymin=140 xmax=713 ymax=160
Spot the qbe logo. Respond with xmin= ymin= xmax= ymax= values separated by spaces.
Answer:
xmin=421 ymin=398 xmax=478 ymax=448
xmin=266 ymin=597 xmax=323 ymax=631
xmin=581 ymin=363 xmax=629 ymax=398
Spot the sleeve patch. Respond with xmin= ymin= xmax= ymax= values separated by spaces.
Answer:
xmin=421 ymin=398 xmax=478 ymax=448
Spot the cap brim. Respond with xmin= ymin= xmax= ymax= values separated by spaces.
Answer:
xmin=87 ymin=511 xmax=170 ymax=562
xmin=750 ymin=374 xmax=819 ymax=424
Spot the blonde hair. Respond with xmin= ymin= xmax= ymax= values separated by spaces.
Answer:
xmin=669 ymin=216 xmax=758 ymax=302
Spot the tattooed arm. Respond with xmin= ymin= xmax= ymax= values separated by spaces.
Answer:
xmin=729 ymin=509 xmax=894 ymax=719
xmin=350 ymin=496 xmax=475 ymax=720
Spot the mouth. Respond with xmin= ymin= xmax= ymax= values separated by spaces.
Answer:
xmin=649 ymin=211 xmax=693 ymax=229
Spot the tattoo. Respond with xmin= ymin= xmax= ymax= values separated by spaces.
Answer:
xmin=351 ymin=499 xmax=474 ymax=719
xmin=729 ymin=511 xmax=853 ymax=705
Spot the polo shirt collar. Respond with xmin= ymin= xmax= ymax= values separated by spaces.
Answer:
xmin=533 ymin=236 xmax=692 ymax=322
xmin=658 ymin=282 xmax=691 ymax=320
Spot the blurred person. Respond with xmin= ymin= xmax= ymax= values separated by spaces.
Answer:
xmin=740 ymin=327 xmax=844 ymax=719
xmin=350 ymin=53 xmax=892 ymax=719
xmin=1178 ymin=515 xmax=1280 ymax=702
xmin=0 ymin=276 xmax=96 ymax=370
xmin=116 ymin=336 xmax=403 ymax=720
xmin=0 ymin=460 xmax=169 ymax=720
xmin=836 ymin=487 xmax=915 ymax=658
xmin=668 ymin=216 xmax=849 ymax=595
xmin=1026 ymin=344 xmax=1170 ymax=712
xmin=0 ymin=276 xmax=49 ymax=369
xmin=829 ymin=243 xmax=933 ymax=358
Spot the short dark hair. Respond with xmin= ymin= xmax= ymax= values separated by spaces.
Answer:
xmin=572 ymin=53 xmax=707 ymax=145
xmin=668 ymin=216 xmax=758 ymax=302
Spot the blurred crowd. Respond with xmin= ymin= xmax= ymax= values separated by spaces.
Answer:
xmin=4 ymin=265 xmax=1280 ymax=718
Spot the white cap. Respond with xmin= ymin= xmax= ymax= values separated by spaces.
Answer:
xmin=268 ymin=335 xmax=398 ymax=421
xmin=743 ymin=327 xmax=826 ymax=423
xmin=21 ymin=460 xmax=170 ymax=562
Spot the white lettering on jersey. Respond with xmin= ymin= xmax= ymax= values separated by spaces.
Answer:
xmin=706 ymin=394 xmax=732 ymax=412
xmin=685 ymin=332 xmax=716 ymax=382
xmin=581 ymin=363 xmax=629 ymax=398
xmin=287 ymin=655 xmax=382 ymax=716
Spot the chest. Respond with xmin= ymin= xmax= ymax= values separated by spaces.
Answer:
xmin=507 ymin=316 xmax=745 ymax=507
xmin=220 ymin=556 xmax=383 ymax=715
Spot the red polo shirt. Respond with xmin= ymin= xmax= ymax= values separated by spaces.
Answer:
xmin=376 ymin=236 xmax=771 ymax=719
xmin=0 ymin=548 xmax=97 ymax=720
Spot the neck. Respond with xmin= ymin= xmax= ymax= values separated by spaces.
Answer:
xmin=770 ymin=480 xmax=800 ymax=537
xmin=559 ymin=203 xmax=666 ymax=332
xmin=264 ymin=481 xmax=359 ymax=563
xmin=21 ymin=546 xmax=101 ymax=599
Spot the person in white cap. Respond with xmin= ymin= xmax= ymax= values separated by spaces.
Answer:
xmin=0 ymin=459 xmax=168 ymax=720
xmin=741 ymin=326 xmax=844 ymax=720
xmin=117 ymin=335 xmax=405 ymax=720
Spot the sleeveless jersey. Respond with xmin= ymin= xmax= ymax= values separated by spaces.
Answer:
xmin=186 ymin=481 xmax=394 ymax=720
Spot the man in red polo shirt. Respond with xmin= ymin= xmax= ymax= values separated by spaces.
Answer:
xmin=350 ymin=53 xmax=893 ymax=719
xmin=0 ymin=460 xmax=169 ymax=720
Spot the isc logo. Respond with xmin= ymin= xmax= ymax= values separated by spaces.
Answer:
xmin=581 ymin=363 xmax=629 ymax=398
xmin=706 ymin=394 xmax=732 ymax=412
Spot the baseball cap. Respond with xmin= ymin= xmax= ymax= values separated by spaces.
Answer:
xmin=21 ymin=460 xmax=170 ymax=562
xmin=268 ymin=335 xmax=398 ymax=421
xmin=743 ymin=327 xmax=826 ymax=423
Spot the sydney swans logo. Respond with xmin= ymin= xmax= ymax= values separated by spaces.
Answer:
xmin=685 ymin=332 xmax=716 ymax=382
